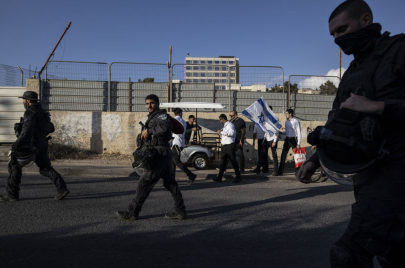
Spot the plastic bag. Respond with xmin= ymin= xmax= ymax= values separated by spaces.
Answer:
xmin=293 ymin=147 xmax=306 ymax=168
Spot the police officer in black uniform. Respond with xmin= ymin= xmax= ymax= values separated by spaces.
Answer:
xmin=298 ymin=1 xmax=405 ymax=267
xmin=117 ymin=94 xmax=186 ymax=220
xmin=0 ymin=91 xmax=69 ymax=202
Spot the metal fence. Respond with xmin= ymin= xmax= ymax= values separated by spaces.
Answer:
xmin=38 ymin=61 xmax=339 ymax=120
xmin=0 ymin=64 xmax=38 ymax=87
xmin=288 ymin=75 xmax=340 ymax=121
xmin=109 ymin=62 xmax=169 ymax=111
xmin=43 ymin=61 xmax=109 ymax=111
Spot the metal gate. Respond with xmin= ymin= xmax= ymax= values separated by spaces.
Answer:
xmin=0 ymin=87 xmax=26 ymax=144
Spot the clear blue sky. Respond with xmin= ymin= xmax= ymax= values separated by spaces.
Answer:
xmin=1 ymin=0 xmax=404 ymax=77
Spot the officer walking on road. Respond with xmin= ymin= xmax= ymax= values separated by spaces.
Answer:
xmin=298 ymin=1 xmax=405 ymax=267
xmin=0 ymin=91 xmax=69 ymax=202
xmin=171 ymin=108 xmax=197 ymax=185
xmin=117 ymin=94 xmax=186 ymax=220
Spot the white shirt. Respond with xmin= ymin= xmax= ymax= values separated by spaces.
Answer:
xmin=264 ymin=130 xmax=279 ymax=142
xmin=172 ymin=115 xmax=187 ymax=148
xmin=221 ymin=121 xmax=236 ymax=145
xmin=284 ymin=117 xmax=301 ymax=145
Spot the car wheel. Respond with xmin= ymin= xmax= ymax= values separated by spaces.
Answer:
xmin=191 ymin=153 xmax=208 ymax=170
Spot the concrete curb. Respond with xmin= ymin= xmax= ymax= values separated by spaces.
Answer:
xmin=0 ymin=160 xmax=299 ymax=182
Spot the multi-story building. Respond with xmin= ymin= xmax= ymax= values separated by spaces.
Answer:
xmin=184 ymin=56 xmax=239 ymax=90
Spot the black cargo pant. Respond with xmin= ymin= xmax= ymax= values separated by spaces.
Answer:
xmin=256 ymin=140 xmax=278 ymax=173
xmin=278 ymin=137 xmax=297 ymax=175
xmin=129 ymin=148 xmax=186 ymax=215
xmin=171 ymin=145 xmax=193 ymax=178
xmin=330 ymin=158 xmax=405 ymax=267
xmin=6 ymin=141 xmax=68 ymax=199
xmin=224 ymin=140 xmax=245 ymax=171
xmin=217 ymin=143 xmax=240 ymax=179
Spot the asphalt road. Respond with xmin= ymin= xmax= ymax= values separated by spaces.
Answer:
xmin=0 ymin=172 xmax=356 ymax=268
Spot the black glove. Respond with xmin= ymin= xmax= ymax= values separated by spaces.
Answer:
xmin=11 ymin=142 xmax=19 ymax=152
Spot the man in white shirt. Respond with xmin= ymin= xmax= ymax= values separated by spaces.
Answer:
xmin=278 ymin=109 xmax=301 ymax=175
xmin=213 ymin=114 xmax=241 ymax=183
xmin=252 ymin=106 xmax=279 ymax=175
xmin=171 ymin=108 xmax=197 ymax=185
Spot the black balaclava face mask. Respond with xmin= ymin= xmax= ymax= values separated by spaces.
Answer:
xmin=335 ymin=23 xmax=382 ymax=56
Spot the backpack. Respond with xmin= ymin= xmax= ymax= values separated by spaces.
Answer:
xmin=169 ymin=115 xmax=185 ymax=134
xmin=27 ymin=107 xmax=55 ymax=136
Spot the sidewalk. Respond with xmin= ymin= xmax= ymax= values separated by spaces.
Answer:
xmin=0 ymin=146 xmax=299 ymax=182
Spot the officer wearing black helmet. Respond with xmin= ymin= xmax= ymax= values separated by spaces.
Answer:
xmin=116 ymin=94 xmax=186 ymax=221
xmin=0 ymin=91 xmax=69 ymax=202
xmin=297 ymin=1 xmax=405 ymax=267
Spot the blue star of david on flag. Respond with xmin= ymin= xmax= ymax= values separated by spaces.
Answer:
xmin=242 ymin=97 xmax=282 ymax=135
xmin=258 ymin=113 xmax=265 ymax=124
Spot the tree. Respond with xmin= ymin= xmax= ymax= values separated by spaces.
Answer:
xmin=319 ymin=80 xmax=337 ymax=95
xmin=138 ymin=77 xmax=155 ymax=82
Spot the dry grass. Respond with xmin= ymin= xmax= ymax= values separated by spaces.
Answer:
xmin=48 ymin=143 xmax=96 ymax=160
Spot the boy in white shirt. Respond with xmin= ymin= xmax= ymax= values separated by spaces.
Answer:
xmin=278 ymin=109 xmax=301 ymax=175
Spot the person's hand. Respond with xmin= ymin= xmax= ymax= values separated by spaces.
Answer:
xmin=296 ymin=161 xmax=317 ymax=183
xmin=296 ymin=145 xmax=301 ymax=150
xmin=192 ymin=127 xmax=197 ymax=131
xmin=238 ymin=141 xmax=243 ymax=147
xmin=340 ymin=93 xmax=385 ymax=114
xmin=216 ymin=130 xmax=222 ymax=135
xmin=141 ymin=129 xmax=149 ymax=140
xmin=272 ymin=142 xmax=276 ymax=147
xmin=11 ymin=142 xmax=18 ymax=152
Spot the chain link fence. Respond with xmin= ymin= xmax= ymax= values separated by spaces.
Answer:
xmin=109 ymin=62 xmax=168 ymax=111
xmin=3 ymin=60 xmax=340 ymax=121
xmin=44 ymin=61 xmax=109 ymax=111
xmin=0 ymin=64 xmax=38 ymax=87
xmin=288 ymin=75 xmax=340 ymax=121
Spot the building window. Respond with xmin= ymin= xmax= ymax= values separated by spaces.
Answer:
xmin=215 ymin=85 xmax=221 ymax=90
xmin=186 ymin=60 xmax=191 ymax=64
xmin=222 ymin=61 xmax=227 ymax=64
xmin=222 ymin=86 xmax=226 ymax=90
xmin=193 ymin=66 xmax=199 ymax=70
xmin=215 ymin=61 xmax=220 ymax=64
xmin=215 ymin=73 xmax=220 ymax=77
xmin=193 ymin=73 xmax=199 ymax=77
xmin=222 ymin=67 xmax=227 ymax=71
xmin=200 ymin=79 xmax=206 ymax=83
xmin=207 ymin=73 xmax=213 ymax=77
xmin=186 ymin=72 xmax=191 ymax=77
xmin=200 ymin=73 xmax=206 ymax=77
xmin=193 ymin=79 xmax=198 ymax=83
xmin=230 ymin=67 xmax=235 ymax=71
xmin=222 ymin=79 xmax=228 ymax=83
xmin=186 ymin=79 xmax=192 ymax=83
xmin=229 ymin=61 xmax=234 ymax=64
xmin=215 ymin=79 xmax=220 ymax=83
xmin=230 ymin=73 xmax=235 ymax=77
xmin=208 ymin=61 xmax=213 ymax=64
xmin=230 ymin=79 xmax=235 ymax=83
xmin=208 ymin=66 xmax=213 ymax=70
xmin=207 ymin=79 xmax=213 ymax=83
xmin=215 ymin=66 xmax=220 ymax=71
xmin=222 ymin=73 xmax=227 ymax=77
xmin=200 ymin=60 xmax=206 ymax=64
xmin=193 ymin=60 xmax=199 ymax=64
xmin=200 ymin=66 xmax=206 ymax=70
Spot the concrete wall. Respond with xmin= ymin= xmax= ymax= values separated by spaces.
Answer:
xmin=49 ymin=110 xmax=325 ymax=162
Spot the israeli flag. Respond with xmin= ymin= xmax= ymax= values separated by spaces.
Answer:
xmin=242 ymin=97 xmax=282 ymax=135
